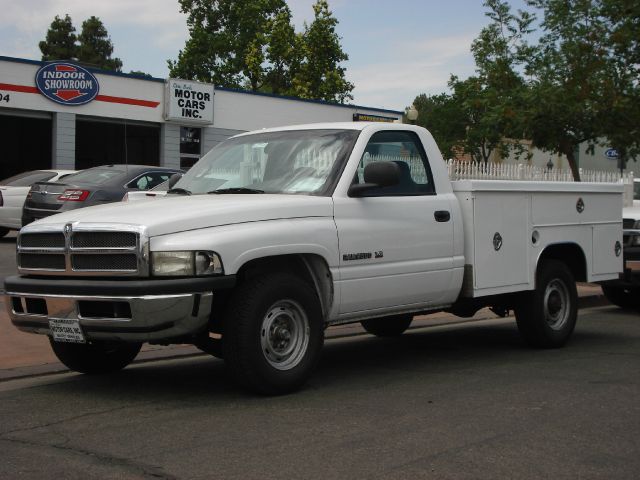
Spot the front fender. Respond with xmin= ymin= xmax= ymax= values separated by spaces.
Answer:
xmin=149 ymin=217 xmax=340 ymax=275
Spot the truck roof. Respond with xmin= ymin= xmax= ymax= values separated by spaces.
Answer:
xmin=232 ymin=121 xmax=420 ymax=137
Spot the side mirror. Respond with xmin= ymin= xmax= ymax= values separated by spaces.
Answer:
xmin=168 ymin=173 xmax=182 ymax=189
xmin=348 ymin=161 xmax=400 ymax=197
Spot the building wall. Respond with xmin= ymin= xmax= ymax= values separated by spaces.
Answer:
xmin=0 ymin=56 xmax=403 ymax=175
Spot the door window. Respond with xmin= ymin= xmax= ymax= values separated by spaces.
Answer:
xmin=355 ymin=131 xmax=434 ymax=195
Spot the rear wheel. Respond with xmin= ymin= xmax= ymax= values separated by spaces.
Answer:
xmin=361 ymin=314 xmax=413 ymax=337
xmin=515 ymin=260 xmax=577 ymax=348
xmin=50 ymin=339 xmax=142 ymax=374
xmin=602 ymin=285 xmax=639 ymax=310
xmin=222 ymin=272 xmax=324 ymax=395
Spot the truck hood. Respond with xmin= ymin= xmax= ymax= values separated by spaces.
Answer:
xmin=28 ymin=194 xmax=334 ymax=236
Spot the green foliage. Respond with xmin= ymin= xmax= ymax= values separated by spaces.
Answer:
xmin=169 ymin=0 xmax=353 ymax=103
xmin=39 ymin=14 xmax=77 ymax=61
xmin=524 ymin=0 xmax=639 ymax=177
xmin=292 ymin=0 xmax=353 ymax=103
xmin=76 ymin=16 xmax=122 ymax=71
xmin=39 ymin=15 xmax=122 ymax=72
xmin=168 ymin=0 xmax=290 ymax=88
xmin=412 ymin=93 xmax=466 ymax=160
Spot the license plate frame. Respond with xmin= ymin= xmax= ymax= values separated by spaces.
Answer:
xmin=49 ymin=318 xmax=86 ymax=344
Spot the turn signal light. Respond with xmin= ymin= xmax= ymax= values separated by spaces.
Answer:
xmin=58 ymin=189 xmax=90 ymax=201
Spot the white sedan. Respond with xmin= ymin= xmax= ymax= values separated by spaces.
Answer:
xmin=0 ymin=169 xmax=76 ymax=236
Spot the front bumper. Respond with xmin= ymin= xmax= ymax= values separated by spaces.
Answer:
xmin=4 ymin=275 xmax=235 ymax=342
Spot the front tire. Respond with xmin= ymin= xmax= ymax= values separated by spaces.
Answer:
xmin=515 ymin=260 xmax=577 ymax=348
xmin=361 ymin=314 xmax=413 ymax=337
xmin=50 ymin=339 xmax=142 ymax=374
xmin=222 ymin=273 xmax=324 ymax=395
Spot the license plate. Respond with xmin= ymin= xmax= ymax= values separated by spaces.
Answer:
xmin=49 ymin=318 xmax=86 ymax=343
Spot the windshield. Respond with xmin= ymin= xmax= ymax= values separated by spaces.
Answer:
xmin=173 ymin=129 xmax=359 ymax=195
xmin=1 ymin=171 xmax=56 ymax=186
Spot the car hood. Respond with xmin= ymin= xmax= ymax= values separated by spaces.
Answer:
xmin=26 ymin=194 xmax=334 ymax=237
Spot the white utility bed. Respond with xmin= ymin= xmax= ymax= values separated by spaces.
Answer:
xmin=452 ymin=180 xmax=623 ymax=298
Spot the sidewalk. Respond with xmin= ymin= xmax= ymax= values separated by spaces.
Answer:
xmin=0 ymin=284 xmax=607 ymax=381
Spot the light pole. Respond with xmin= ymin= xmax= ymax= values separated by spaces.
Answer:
xmin=406 ymin=104 xmax=418 ymax=124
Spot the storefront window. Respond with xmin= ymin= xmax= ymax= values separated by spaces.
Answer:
xmin=180 ymin=126 xmax=201 ymax=169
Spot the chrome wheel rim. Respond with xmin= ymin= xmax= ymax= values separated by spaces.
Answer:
xmin=260 ymin=300 xmax=310 ymax=371
xmin=543 ymin=279 xmax=570 ymax=330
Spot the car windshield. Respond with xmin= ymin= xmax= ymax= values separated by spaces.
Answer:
xmin=1 ymin=171 xmax=56 ymax=186
xmin=61 ymin=168 xmax=126 ymax=185
xmin=173 ymin=129 xmax=359 ymax=195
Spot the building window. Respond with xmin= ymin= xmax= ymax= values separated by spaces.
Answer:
xmin=180 ymin=126 xmax=201 ymax=169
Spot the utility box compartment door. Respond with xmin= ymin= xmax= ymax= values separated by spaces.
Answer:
xmin=592 ymin=224 xmax=622 ymax=274
xmin=473 ymin=193 xmax=530 ymax=289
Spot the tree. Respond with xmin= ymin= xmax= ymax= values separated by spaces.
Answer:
xmin=39 ymin=14 xmax=77 ymax=61
xmin=412 ymin=92 xmax=466 ymax=160
xmin=169 ymin=0 xmax=354 ymax=103
xmin=76 ymin=16 xmax=122 ymax=71
xmin=168 ymin=0 xmax=290 ymax=89
xmin=458 ymin=0 xmax=533 ymax=164
xmin=292 ymin=0 xmax=353 ymax=103
xmin=522 ymin=0 xmax=640 ymax=179
xmin=264 ymin=6 xmax=300 ymax=95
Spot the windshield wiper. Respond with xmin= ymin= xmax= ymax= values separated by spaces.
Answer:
xmin=207 ymin=188 xmax=264 ymax=194
xmin=167 ymin=187 xmax=192 ymax=195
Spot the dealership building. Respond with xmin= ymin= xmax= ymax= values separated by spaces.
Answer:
xmin=0 ymin=56 xmax=402 ymax=180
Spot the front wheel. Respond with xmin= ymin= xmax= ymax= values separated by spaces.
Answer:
xmin=515 ymin=260 xmax=577 ymax=348
xmin=222 ymin=273 xmax=324 ymax=395
xmin=50 ymin=339 xmax=142 ymax=374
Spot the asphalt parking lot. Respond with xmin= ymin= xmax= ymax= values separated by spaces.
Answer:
xmin=0 ymin=306 xmax=638 ymax=479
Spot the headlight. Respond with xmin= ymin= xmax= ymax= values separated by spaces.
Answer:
xmin=151 ymin=251 xmax=223 ymax=276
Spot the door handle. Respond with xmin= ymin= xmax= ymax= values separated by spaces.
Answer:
xmin=434 ymin=210 xmax=450 ymax=222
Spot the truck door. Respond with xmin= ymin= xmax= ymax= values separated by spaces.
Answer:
xmin=333 ymin=130 xmax=454 ymax=315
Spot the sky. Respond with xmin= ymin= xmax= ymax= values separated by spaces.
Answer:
xmin=0 ymin=0 xmax=531 ymax=112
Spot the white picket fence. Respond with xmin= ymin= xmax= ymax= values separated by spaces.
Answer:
xmin=446 ymin=159 xmax=635 ymax=207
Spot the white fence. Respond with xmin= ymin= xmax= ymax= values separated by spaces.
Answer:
xmin=446 ymin=159 xmax=635 ymax=207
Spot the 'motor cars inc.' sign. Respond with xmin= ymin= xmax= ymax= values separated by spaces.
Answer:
xmin=165 ymin=79 xmax=214 ymax=125
xmin=35 ymin=62 xmax=99 ymax=106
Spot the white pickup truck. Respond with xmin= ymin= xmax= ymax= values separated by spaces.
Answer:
xmin=4 ymin=123 xmax=623 ymax=394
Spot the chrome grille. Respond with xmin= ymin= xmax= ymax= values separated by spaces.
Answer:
xmin=72 ymin=254 xmax=138 ymax=271
xmin=20 ymin=233 xmax=65 ymax=248
xmin=17 ymin=225 xmax=145 ymax=277
xmin=72 ymin=232 xmax=137 ymax=249
xmin=18 ymin=253 xmax=66 ymax=270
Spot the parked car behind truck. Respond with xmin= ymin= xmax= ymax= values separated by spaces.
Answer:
xmin=0 ymin=169 xmax=76 ymax=236
xmin=22 ymin=164 xmax=183 ymax=225
xmin=602 ymin=178 xmax=640 ymax=309
xmin=4 ymin=123 xmax=623 ymax=394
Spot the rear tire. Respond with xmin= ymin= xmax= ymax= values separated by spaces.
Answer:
xmin=222 ymin=272 xmax=324 ymax=395
xmin=601 ymin=285 xmax=639 ymax=310
xmin=515 ymin=260 xmax=577 ymax=348
xmin=361 ymin=314 xmax=413 ymax=337
xmin=50 ymin=339 xmax=142 ymax=374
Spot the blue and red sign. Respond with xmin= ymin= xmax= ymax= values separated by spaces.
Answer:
xmin=35 ymin=62 xmax=99 ymax=106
